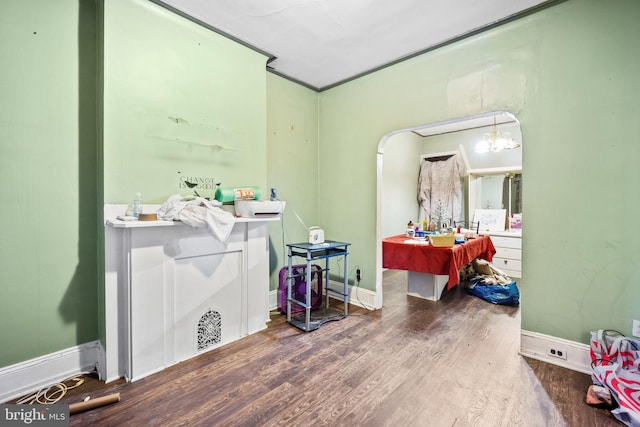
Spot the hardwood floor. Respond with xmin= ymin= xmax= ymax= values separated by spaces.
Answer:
xmin=51 ymin=270 xmax=621 ymax=426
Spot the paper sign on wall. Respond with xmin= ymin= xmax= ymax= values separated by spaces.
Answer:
xmin=473 ymin=209 xmax=507 ymax=232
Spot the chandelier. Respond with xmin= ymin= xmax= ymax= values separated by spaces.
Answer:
xmin=475 ymin=116 xmax=520 ymax=153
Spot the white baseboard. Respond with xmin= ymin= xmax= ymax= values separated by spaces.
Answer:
xmin=0 ymin=341 xmax=103 ymax=403
xmin=268 ymin=280 xmax=377 ymax=312
xmin=337 ymin=280 xmax=377 ymax=310
xmin=520 ymin=330 xmax=592 ymax=375
xmin=269 ymin=288 xmax=278 ymax=311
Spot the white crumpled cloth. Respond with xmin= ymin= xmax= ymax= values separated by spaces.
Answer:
xmin=157 ymin=194 xmax=235 ymax=243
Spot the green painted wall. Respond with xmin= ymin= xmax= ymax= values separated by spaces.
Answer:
xmin=266 ymin=74 xmax=320 ymax=285
xmin=2 ymin=0 xmax=638 ymax=372
xmin=318 ymin=0 xmax=640 ymax=343
xmin=103 ymin=0 xmax=268 ymax=205
xmin=0 ymin=0 xmax=98 ymax=367
xmin=0 ymin=0 xmax=270 ymax=369
xmin=382 ymin=132 xmax=422 ymax=237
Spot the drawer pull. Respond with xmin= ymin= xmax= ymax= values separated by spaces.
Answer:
xmin=504 ymin=260 xmax=508 ymax=265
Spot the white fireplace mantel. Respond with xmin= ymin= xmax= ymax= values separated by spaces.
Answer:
xmin=103 ymin=204 xmax=279 ymax=382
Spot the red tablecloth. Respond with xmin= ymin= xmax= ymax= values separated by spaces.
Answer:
xmin=382 ymin=235 xmax=496 ymax=289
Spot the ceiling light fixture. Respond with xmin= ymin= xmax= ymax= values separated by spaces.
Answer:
xmin=475 ymin=116 xmax=520 ymax=153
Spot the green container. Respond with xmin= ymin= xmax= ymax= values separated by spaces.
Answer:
xmin=214 ymin=186 xmax=262 ymax=203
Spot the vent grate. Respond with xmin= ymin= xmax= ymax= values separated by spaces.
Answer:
xmin=197 ymin=309 xmax=222 ymax=351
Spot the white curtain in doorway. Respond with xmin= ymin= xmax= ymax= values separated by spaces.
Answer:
xmin=417 ymin=154 xmax=466 ymax=226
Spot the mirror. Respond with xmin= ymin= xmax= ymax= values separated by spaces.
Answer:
xmin=375 ymin=111 xmax=522 ymax=308
xmin=505 ymin=173 xmax=523 ymax=216
xmin=473 ymin=172 xmax=522 ymax=214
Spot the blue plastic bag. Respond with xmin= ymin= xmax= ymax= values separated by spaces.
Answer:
xmin=467 ymin=280 xmax=520 ymax=305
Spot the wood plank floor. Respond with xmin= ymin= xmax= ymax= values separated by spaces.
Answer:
xmin=50 ymin=270 xmax=621 ymax=426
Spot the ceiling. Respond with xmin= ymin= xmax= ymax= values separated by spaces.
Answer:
xmin=153 ymin=0 xmax=555 ymax=91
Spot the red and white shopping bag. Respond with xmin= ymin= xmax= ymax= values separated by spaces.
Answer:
xmin=591 ymin=329 xmax=640 ymax=426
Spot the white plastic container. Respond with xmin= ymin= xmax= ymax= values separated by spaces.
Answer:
xmin=234 ymin=200 xmax=286 ymax=218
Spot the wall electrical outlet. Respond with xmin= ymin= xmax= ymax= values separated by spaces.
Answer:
xmin=633 ymin=320 xmax=640 ymax=338
xmin=547 ymin=347 xmax=567 ymax=360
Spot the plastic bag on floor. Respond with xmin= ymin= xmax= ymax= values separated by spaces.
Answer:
xmin=590 ymin=329 xmax=640 ymax=426
xmin=466 ymin=279 xmax=519 ymax=305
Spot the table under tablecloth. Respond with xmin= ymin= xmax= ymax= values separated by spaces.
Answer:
xmin=382 ymin=234 xmax=496 ymax=289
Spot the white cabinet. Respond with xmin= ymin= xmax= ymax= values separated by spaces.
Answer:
xmin=103 ymin=205 xmax=279 ymax=382
xmin=485 ymin=233 xmax=521 ymax=279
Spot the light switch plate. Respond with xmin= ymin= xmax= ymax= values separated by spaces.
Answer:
xmin=633 ymin=320 xmax=640 ymax=338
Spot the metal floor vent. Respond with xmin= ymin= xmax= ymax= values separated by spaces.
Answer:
xmin=197 ymin=309 xmax=222 ymax=351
